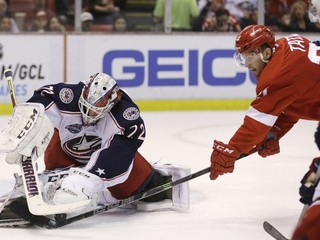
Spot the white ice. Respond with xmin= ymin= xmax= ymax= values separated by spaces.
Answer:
xmin=0 ymin=111 xmax=318 ymax=240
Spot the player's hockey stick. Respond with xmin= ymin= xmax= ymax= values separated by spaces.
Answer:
xmin=4 ymin=69 xmax=91 ymax=215
xmin=263 ymin=221 xmax=289 ymax=240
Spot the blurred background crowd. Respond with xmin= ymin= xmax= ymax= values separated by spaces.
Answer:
xmin=0 ymin=0 xmax=319 ymax=33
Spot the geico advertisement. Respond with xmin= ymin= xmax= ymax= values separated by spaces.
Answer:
xmin=67 ymin=34 xmax=257 ymax=100
xmin=0 ymin=35 xmax=64 ymax=103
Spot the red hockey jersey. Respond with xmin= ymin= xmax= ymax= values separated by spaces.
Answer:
xmin=229 ymin=34 xmax=320 ymax=153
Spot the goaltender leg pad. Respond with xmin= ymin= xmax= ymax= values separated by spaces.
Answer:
xmin=0 ymin=103 xmax=53 ymax=158
xmin=136 ymin=163 xmax=191 ymax=211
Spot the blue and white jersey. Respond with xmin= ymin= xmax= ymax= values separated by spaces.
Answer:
xmin=27 ymin=82 xmax=146 ymax=187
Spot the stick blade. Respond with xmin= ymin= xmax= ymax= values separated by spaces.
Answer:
xmin=9 ymin=198 xmax=52 ymax=228
xmin=263 ymin=221 xmax=289 ymax=240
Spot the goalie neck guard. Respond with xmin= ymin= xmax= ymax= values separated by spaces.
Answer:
xmin=78 ymin=73 xmax=121 ymax=125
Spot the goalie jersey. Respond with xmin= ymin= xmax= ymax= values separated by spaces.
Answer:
xmin=27 ymin=82 xmax=153 ymax=199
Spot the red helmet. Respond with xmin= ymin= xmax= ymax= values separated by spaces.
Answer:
xmin=235 ymin=25 xmax=275 ymax=54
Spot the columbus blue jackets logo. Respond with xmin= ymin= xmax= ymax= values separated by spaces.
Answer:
xmin=62 ymin=134 xmax=102 ymax=163
xmin=59 ymin=88 xmax=74 ymax=104
xmin=123 ymin=107 xmax=140 ymax=120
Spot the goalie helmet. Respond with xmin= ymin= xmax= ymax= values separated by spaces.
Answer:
xmin=235 ymin=25 xmax=275 ymax=54
xmin=308 ymin=0 xmax=320 ymax=23
xmin=78 ymin=73 xmax=121 ymax=125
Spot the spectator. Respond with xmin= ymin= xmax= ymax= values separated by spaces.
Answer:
xmin=45 ymin=15 xmax=65 ymax=32
xmin=28 ymin=10 xmax=48 ymax=32
xmin=280 ymin=0 xmax=318 ymax=32
xmin=197 ymin=0 xmax=212 ymax=12
xmin=215 ymin=8 xmax=241 ymax=31
xmin=153 ymin=0 xmax=199 ymax=31
xmin=238 ymin=4 xmax=257 ymax=29
xmin=265 ymin=0 xmax=309 ymax=30
xmin=224 ymin=0 xmax=257 ymax=21
xmin=201 ymin=12 xmax=218 ymax=31
xmin=112 ymin=15 xmax=127 ymax=32
xmin=54 ymin=0 xmax=73 ymax=25
xmin=0 ymin=0 xmax=19 ymax=32
xmin=81 ymin=11 xmax=94 ymax=32
xmin=89 ymin=0 xmax=120 ymax=25
xmin=193 ymin=0 xmax=221 ymax=31
xmin=34 ymin=0 xmax=47 ymax=11
xmin=193 ymin=0 xmax=241 ymax=32
xmin=0 ymin=15 xmax=14 ymax=32
xmin=114 ymin=0 xmax=127 ymax=9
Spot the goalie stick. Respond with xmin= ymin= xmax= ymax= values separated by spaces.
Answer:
xmin=10 ymin=165 xmax=214 ymax=228
xmin=11 ymin=153 xmax=250 ymax=229
xmin=3 ymin=69 xmax=91 ymax=216
xmin=10 ymin=152 xmax=251 ymax=228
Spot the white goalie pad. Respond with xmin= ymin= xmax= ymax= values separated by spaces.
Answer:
xmin=136 ymin=163 xmax=191 ymax=211
xmin=0 ymin=103 xmax=53 ymax=158
xmin=154 ymin=163 xmax=191 ymax=210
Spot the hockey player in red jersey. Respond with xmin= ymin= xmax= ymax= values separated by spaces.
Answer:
xmin=210 ymin=24 xmax=320 ymax=180
xmin=291 ymin=3 xmax=320 ymax=238
xmin=0 ymin=72 xmax=190 ymax=219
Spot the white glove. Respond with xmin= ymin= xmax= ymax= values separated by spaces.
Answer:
xmin=53 ymin=168 xmax=104 ymax=205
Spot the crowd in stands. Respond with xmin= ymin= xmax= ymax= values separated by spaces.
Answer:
xmin=0 ymin=0 xmax=318 ymax=33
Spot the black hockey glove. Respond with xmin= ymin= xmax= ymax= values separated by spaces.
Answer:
xmin=299 ymin=184 xmax=316 ymax=205
xmin=299 ymin=157 xmax=320 ymax=205
xmin=313 ymin=40 xmax=320 ymax=46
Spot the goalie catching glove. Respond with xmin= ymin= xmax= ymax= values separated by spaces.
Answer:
xmin=0 ymin=103 xmax=53 ymax=162
xmin=210 ymin=140 xmax=241 ymax=180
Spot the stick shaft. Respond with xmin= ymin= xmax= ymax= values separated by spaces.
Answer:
xmin=4 ymin=69 xmax=17 ymax=107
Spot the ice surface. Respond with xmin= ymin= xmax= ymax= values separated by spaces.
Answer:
xmin=0 ymin=111 xmax=318 ymax=240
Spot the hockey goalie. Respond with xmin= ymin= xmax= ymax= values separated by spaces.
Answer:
xmin=0 ymin=72 xmax=190 ymax=227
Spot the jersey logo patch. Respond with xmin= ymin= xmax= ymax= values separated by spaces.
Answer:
xmin=123 ymin=107 xmax=140 ymax=120
xmin=65 ymin=124 xmax=83 ymax=134
xmin=59 ymin=88 xmax=74 ymax=104
xmin=62 ymin=134 xmax=102 ymax=163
